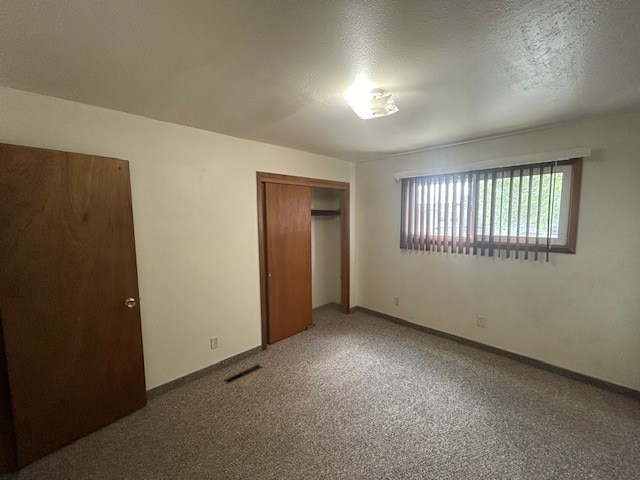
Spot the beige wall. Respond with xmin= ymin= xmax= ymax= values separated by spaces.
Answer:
xmin=356 ymin=112 xmax=640 ymax=391
xmin=0 ymin=87 xmax=355 ymax=390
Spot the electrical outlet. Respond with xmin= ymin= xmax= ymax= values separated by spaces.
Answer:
xmin=210 ymin=337 xmax=219 ymax=349
xmin=476 ymin=315 xmax=487 ymax=328
xmin=393 ymin=297 xmax=400 ymax=306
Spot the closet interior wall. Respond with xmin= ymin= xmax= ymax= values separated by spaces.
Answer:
xmin=311 ymin=188 xmax=341 ymax=309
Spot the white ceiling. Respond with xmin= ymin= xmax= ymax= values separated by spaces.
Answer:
xmin=1 ymin=1 xmax=639 ymax=162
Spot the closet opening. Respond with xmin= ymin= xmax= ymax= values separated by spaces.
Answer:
xmin=256 ymin=173 xmax=350 ymax=348
xmin=311 ymin=187 xmax=342 ymax=312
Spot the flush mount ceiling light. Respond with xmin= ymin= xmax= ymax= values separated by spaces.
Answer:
xmin=344 ymin=74 xmax=399 ymax=120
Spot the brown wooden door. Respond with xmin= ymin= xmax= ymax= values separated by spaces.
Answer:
xmin=0 ymin=144 xmax=146 ymax=468
xmin=265 ymin=183 xmax=312 ymax=343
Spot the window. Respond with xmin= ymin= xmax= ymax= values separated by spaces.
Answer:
xmin=400 ymin=158 xmax=582 ymax=260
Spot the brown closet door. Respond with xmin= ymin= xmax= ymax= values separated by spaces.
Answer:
xmin=0 ymin=144 xmax=146 ymax=468
xmin=265 ymin=183 xmax=312 ymax=343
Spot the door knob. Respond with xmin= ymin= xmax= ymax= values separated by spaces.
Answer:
xmin=124 ymin=297 xmax=137 ymax=308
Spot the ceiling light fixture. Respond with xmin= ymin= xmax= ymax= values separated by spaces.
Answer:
xmin=344 ymin=74 xmax=399 ymax=120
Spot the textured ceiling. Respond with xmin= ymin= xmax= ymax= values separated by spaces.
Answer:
xmin=1 ymin=0 xmax=639 ymax=162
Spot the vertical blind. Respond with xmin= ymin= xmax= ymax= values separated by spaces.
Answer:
xmin=400 ymin=160 xmax=570 ymax=261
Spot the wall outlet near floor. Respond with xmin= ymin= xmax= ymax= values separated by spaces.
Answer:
xmin=476 ymin=315 xmax=487 ymax=328
xmin=393 ymin=296 xmax=400 ymax=306
xmin=210 ymin=337 xmax=219 ymax=349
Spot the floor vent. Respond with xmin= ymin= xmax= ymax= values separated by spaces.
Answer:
xmin=225 ymin=364 xmax=262 ymax=383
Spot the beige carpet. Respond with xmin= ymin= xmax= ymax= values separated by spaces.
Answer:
xmin=5 ymin=305 xmax=639 ymax=479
